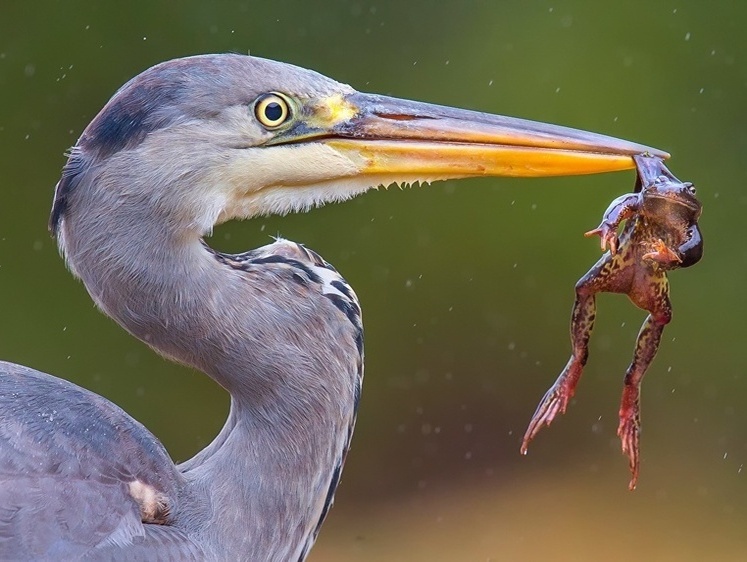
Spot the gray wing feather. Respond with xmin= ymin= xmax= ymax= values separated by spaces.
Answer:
xmin=0 ymin=361 xmax=200 ymax=560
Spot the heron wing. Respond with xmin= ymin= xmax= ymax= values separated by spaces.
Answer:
xmin=0 ymin=361 xmax=200 ymax=560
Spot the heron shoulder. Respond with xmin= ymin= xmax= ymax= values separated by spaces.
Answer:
xmin=0 ymin=361 xmax=189 ymax=556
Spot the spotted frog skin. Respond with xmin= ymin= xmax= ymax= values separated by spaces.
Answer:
xmin=520 ymin=154 xmax=703 ymax=489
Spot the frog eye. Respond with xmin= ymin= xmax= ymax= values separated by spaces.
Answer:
xmin=254 ymin=93 xmax=293 ymax=129
xmin=685 ymin=182 xmax=696 ymax=195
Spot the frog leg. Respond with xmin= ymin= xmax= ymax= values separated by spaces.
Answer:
xmin=521 ymin=254 xmax=621 ymax=454
xmin=618 ymin=273 xmax=672 ymax=490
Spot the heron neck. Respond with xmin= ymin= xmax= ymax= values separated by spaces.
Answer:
xmin=60 ymin=202 xmax=356 ymax=560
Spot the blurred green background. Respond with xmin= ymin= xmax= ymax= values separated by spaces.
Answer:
xmin=1 ymin=1 xmax=746 ymax=560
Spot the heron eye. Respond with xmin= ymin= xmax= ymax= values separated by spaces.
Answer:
xmin=254 ymin=94 xmax=291 ymax=129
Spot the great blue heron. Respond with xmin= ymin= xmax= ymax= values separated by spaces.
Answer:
xmin=0 ymin=54 xmax=665 ymax=560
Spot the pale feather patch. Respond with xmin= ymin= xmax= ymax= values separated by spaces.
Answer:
xmin=258 ymin=238 xmax=355 ymax=301
xmin=310 ymin=263 xmax=346 ymax=298
xmin=128 ymin=480 xmax=170 ymax=524
xmin=212 ymin=142 xmax=453 ymax=223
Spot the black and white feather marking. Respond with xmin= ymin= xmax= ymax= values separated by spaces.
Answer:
xmin=209 ymin=238 xmax=363 ymax=557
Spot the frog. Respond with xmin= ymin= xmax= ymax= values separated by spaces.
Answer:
xmin=519 ymin=153 xmax=703 ymax=490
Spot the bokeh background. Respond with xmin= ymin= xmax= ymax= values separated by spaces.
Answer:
xmin=1 ymin=1 xmax=745 ymax=560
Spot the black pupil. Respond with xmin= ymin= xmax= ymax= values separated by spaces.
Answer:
xmin=264 ymin=101 xmax=283 ymax=122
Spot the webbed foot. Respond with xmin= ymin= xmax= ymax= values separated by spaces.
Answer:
xmin=521 ymin=362 xmax=583 ymax=454
xmin=618 ymin=385 xmax=641 ymax=490
xmin=585 ymin=223 xmax=619 ymax=255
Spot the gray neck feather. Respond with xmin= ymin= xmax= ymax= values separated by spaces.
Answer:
xmin=57 ymin=153 xmax=358 ymax=560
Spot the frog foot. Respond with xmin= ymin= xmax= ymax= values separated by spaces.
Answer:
xmin=521 ymin=372 xmax=579 ymax=454
xmin=618 ymin=387 xmax=641 ymax=490
xmin=584 ymin=223 xmax=619 ymax=255
xmin=642 ymin=239 xmax=682 ymax=265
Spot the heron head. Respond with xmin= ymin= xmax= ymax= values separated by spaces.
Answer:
xmin=51 ymin=54 xmax=667 ymax=238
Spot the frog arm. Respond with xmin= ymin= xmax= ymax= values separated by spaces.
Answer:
xmin=585 ymin=193 xmax=641 ymax=254
xmin=599 ymin=193 xmax=641 ymax=228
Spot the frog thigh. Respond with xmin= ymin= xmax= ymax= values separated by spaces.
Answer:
xmin=576 ymin=251 xmax=634 ymax=295
xmin=628 ymin=269 xmax=672 ymax=322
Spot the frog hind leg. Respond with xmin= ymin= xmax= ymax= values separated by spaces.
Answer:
xmin=618 ymin=273 xmax=672 ymax=490
xmin=521 ymin=256 xmax=615 ymax=454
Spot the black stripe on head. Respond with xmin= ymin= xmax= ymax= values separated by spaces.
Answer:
xmin=49 ymin=67 xmax=190 ymax=234
xmin=49 ymin=148 xmax=89 ymax=235
xmin=80 ymin=71 xmax=186 ymax=160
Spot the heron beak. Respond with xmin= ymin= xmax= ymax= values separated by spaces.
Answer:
xmin=297 ymin=92 xmax=668 ymax=180
xmin=235 ymin=90 xmax=670 ymax=220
